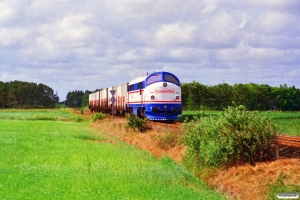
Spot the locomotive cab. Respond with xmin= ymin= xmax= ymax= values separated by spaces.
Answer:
xmin=127 ymin=71 xmax=182 ymax=120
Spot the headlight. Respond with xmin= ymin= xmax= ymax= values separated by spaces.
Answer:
xmin=176 ymin=96 xmax=180 ymax=99
xmin=151 ymin=95 xmax=155 ymax=99
xmin=163 ymin=82 xmax=167 ymax=87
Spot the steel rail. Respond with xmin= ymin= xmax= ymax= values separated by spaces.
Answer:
xmin=276 ymin=135 xmax=300 ymax=148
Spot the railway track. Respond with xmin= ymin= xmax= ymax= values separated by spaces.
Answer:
xmin=277 ymin=135 xmax=300 ymax=148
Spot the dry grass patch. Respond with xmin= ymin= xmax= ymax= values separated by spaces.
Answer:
xmin=91 ymin=117 xmax=185 ymax=163
xmin=208 ymin=159 xmax=300 ymax=200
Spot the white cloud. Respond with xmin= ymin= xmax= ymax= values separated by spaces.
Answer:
xmin=0 ymin=3 xmax=11 ymax=22
xmin=0 ymin=27 xmax=28 ymax=46
xmin=246 ymin=0 xmax=300 ymax=10
xmin=1 ymin=0 xmax=300 ymax=100
xmin=154 ymin=22 xmax=196 ymax=46
xmin=118 ymin=50 xmax=139 ymax=62
xmin=201 ymin=12 xmax=239 ymax=46
xmin=200 ymin=2 xmax=219 ymax=14
xmin=256 ymin=11 xmax=290 ymax=33
xmin=55 ymin=14 xmax=94 ymax=44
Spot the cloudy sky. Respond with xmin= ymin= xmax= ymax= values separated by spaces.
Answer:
xmin=1 ymin=0 xmax=299 ymax=100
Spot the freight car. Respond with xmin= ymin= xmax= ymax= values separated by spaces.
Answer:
xmin=88 ymin=71 xmax=182 ymax=120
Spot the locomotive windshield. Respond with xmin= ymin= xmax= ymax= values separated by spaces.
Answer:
xmin=146 ymin=74 xmax=162 ymax=85
xmin=146 ymin=72 xmax=180 ymax=86
xmin=164 ymin=74 xmax=179 ymax=85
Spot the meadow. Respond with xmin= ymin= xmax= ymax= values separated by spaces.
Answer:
xmin=0 ymin=109 xmax=226 ymax=200
xmin=181 ymin=110 xmax=300 ymax=136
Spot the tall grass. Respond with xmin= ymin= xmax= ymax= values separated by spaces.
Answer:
xmin=0 ymin=110 xmax=226 ymax=200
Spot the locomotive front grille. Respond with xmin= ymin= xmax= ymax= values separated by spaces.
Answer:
xmin=152 ymin=106 xmax=181 ymax=113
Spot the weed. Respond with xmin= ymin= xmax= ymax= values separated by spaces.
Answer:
xmin=73 ymin=116 xmax=85 ymax=122
xmin=268 ymin=172 xmax=300 ymax=200
xmin=91 ymin=112 xmax=108 ymax=122
xmin=73 ymin=133 xmax=102 ymax=141
xmin=155 ymin=133 xmax=179 ymax=150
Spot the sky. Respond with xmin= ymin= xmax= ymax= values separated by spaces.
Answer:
xmin=1 ymin=0 xmax=300 ymax=101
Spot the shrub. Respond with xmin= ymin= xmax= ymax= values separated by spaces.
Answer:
xmin=182 ymin=105 xmax=278 ymax=168
xmin=125 ymin=114 xmax=150 ymax=132
xmin=178 ymin=112 xmax=206 ymax=122
xmin=91 ymin=112 xmax=108 ymax=122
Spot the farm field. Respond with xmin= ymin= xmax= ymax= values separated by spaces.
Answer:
xmin=0 ymin=109 xmax=226 ymax=200
xmin=264 ymin=112 xmax=300 ymax=136
xmin=182 ymin=110 xmax=300 ymax=136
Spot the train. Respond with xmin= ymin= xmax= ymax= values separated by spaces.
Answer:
xmin=88 ymin=71 xmax=182 ymax=120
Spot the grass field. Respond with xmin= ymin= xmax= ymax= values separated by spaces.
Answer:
xmin=264 ymin=112 xmax=300 ymax=136
xmin=182 ymin=110 xmax=300 ymax=136
xmin=0 ymin=109 xmax=226 ymax=200
xmin=0 ymin=109 xmax=75 ymax=121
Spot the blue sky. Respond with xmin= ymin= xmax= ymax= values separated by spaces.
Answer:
xmin=1 ymin=0 xmax=299 ymax=100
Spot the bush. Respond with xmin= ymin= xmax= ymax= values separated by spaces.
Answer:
xmin=178 ymin=112 xmax=206 ymax=122
xmin=182 ymin=105 xmax=278 ymax=168
xmin=125 ymin=114 xmax=150 ymax=132
xmin=91 ymin=113 xmax=108 ymax=122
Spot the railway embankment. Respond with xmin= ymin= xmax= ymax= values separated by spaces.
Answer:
xmin=79 ymin=109 xmax=300 ymax=200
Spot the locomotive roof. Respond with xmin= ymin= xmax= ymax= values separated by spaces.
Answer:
xmin=128 ymin=71 xmax=178 ymax=85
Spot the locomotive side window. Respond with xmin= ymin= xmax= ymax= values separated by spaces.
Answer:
xmin=164 ymin=74 xmax=179 ymax=85
xmin=138 ymin=82 xmax=143 ymax=89
xmin=128 ymin=84 xmax=134 ymax=91
xmin=128 ymin=82 xmax=143 ymax=91
xmin=146 ymin=74 xmax=162 ymax=85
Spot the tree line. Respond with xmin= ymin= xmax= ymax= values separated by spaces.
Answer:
xmin=0 ymin=81 xmax=59 ymax=108
xmin=65 ymin=82 xmax=300 ymax=111
xmin=65 ymin=90 xmax=91 ymax=107
xmin=181 ymin=81 xmax=300 ymax=111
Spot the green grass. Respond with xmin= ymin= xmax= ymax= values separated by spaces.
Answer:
xmin=0 ymin=109 xmax=226 ymax=200
xmin=263 ymin=112 xmax=300 ymax=136
xmin=268 ymin=172 xmax=300 ymax=200
xmin=0 ymin=109 xmax=77 ymax=121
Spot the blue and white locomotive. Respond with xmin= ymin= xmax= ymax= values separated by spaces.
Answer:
xmin=89 ymin=71 xmax=182 ymax=120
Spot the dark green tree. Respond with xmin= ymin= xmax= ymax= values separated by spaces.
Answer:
xmin=180 ymin=81 xmax=300 ymax=111
xmin=1 ymin=81 xmax=59 ymax=108
xmin=82 ymin=90 xmax=92 ymax=107
xmin=0 ymin=82 xmax=7 ymax=108
xmin=65 ymin=90 xmax=84 ymax=107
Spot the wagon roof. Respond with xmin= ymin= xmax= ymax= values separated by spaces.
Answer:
xmin=128 ymin=75 xmax=147 ymax=85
